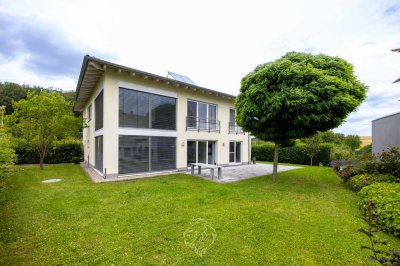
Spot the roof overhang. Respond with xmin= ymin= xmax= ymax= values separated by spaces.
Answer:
xmin=73 ymin=55 xmax=236 ymax=111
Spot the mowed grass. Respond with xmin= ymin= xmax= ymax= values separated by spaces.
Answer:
xmin=0 ymin=164 xmax=388 ymax=265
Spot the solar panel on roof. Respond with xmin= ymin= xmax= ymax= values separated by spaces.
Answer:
xmin=168 ymin=71 xmax=196 ymax=85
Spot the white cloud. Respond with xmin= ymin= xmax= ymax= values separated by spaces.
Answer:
xmin=0 ymin=0 xmax=400 ymax=135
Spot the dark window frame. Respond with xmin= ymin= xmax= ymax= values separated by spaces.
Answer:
xmin=94 ymin=90 xmax=104 ymax=131
xmin=118 ymin=135 xmax=176 ymax=174
xmin=119 ymin=87 xmax=176 ymax=130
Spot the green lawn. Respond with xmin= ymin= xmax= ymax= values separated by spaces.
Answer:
xmin=0 ymin=164 xmax=391 ymax=265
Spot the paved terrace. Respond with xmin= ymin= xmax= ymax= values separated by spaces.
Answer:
xmin=188 ymin=164 xmax=301 ymax=183
xmin=82 ymin=163 xmax=301 ymax=183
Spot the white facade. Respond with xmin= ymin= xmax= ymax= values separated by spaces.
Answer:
xmin=79 ymin=59 xmax=250 ymax=178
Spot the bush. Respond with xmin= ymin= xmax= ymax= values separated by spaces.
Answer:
xmin=330 ymin=144 xmax=351 ymax=160
xmin=330 ymin=160 xmax=355 ymax=182
xmin=357 ymin=144 xmax=372 ymax=156
xmin=251 ymin=143 xmax=332 ymax=165
xmin=358 ymin=182 xmax=400 ymax=237
xmin=72 ymin=156 xmax=81 ymax=164
xmin=0 ymin=129 xmax=16 ymax=179
xmin=350 ymin=173 xmax=396 ymax=192
xmin=373 ymin=147 xmax=400 ymax=180
xmin=14 ymin=139 xmax=83 ymax=164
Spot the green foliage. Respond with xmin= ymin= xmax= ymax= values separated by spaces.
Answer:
xmin=358 ymin=144 xmax=372 ymax=156
xmin=236 ymin=52 xmax=367 ymax=143
xmin=7 ymin=91 xmax=81 ymax=169
xmin=0 ymin=82 xmax=27 ymax=114
xmin=14 ymin=139 xmax=82 ymax=164
xmin=330 ymin=144 xmax=352 ymax=160
xmin=344 ymin=135 xmax=361 ymax=152
xmin=0 ymin=82 xmax=76 ymax=115
xmin=359 ymin=182 xmax=400 ymax=237
xmin=333 ymin=133 xmax=346 ymax=144
xmin=358 ymin=147 xmax=400 ymax=180
xmin=72 ymin=156 xmax=81 ymax=164
xmin=358 ymin=201 xmax=400 ymax=265
xmin=0 ymin=128 xmax=16 ymax=179
xmin=318 ymin=130 xmax=337 ymax=143
xmin=302 ymin=134 xmax=322 ymax=165
xmin=350 ymin=174 xmax=396 ymax=192
xmin=252 ymin=143 xmax=332 ymax=165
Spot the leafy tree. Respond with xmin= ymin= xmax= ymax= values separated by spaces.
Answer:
xmin=236 ymin=52 xmax=367 ymax=181
xmin=317 ymin=130 xmax=336 ymax=143
xmin=0 ymin=82 xmax=26 ymax=114
xmin=344 ymin=134 xmax=361 ymax=152
xmin=0 ymin=82 xmax=76 ymax=114
xmin=333 ymin=133 xmax=345 ymax=145
xmin=8 ymin=91 xmax=80 ymax=169
xmin=303 ymin=134 xmax=322 ymax=166
xmin=330 ymin=144 xmax=351 ymax=160
xmin=0 ymin=128 xmax=16 ymax=179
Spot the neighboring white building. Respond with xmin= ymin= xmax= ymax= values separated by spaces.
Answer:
xmin=74 ymin=56 xmax=251 ymax=178
xmin=372 ymin=112 xmax=400 ymax=154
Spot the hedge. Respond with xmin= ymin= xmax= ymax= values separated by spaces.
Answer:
xmin=14 ymin=139 xmax=83 ymax=164
xmin=251 ymin=143 xmax=333 ymax=165
xmin=358 ymin=182 xmax=400 ymax=237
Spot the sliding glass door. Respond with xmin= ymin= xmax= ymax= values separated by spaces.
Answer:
xmin=229 ymin=141 xmax=241 ymax=163
xmin=187 ymin=140 xmax=216 ymax=166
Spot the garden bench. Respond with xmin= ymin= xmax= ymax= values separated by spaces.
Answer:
xmin=190 ymin=163 xmax=222 ymax=180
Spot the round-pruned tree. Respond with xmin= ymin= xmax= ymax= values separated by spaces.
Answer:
xmin=236 ymin=52 xmax=367 ymax=181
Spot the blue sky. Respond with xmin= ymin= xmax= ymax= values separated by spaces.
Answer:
xmin=0 ymin=0 xmax=399 ymax=136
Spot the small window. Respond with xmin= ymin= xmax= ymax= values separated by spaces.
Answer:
xmin=95 ymin=91 xmax=104 ymax=131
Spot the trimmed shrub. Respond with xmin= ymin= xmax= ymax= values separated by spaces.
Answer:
xmin=14 ymin=139 xmax=83 ymax=164
xmin=358 ymin=182 xmax=400 ymax=237
xmin=350 ymin=173 xmax=396 ymax=192
xmin=72 ymin=156 xmax=81 ymax=164
xmin=251 ymin=143 xmax=332 ymax=165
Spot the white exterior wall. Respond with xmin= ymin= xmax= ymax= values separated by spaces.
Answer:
xmin=82 ymin=76 xmax=104 ymax=169
xmin=83 ymin=70 xmax=250 ymax=176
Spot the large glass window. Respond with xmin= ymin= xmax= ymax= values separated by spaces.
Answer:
xmin=151 ymin=95 xmax=176 ymax=130
xmin=119 ymin=135 xmax=176 ymax=174
xmin=95 ymin=90 xmax=103 ymax=130
xmin=187 ymin=100 xmax=217 ymax=130
xmin=119 ymin=88 xmax=176 ymax=130
xmin=229 ymin=108 xmax=235 ymax=124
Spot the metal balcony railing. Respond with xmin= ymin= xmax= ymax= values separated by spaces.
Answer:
xmin=229 ymin=122 xmax=244 ymax=134
xmin=186 ymin=116 xmax=220 ymax=133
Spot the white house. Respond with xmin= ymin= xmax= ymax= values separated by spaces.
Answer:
xmin=74 ymin=56 xmax=251 ymax=178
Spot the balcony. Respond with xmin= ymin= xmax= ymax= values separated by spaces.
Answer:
xmin=186 ymin=116 xmax=220 ymax=133
xmin=229 ymin=122 xmax=244 ymax=134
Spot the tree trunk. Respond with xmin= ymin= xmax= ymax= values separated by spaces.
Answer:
xmin=38 ymin=145 xmax=47 ymax=170
xmin=39 ymin=156 xmax=44 ymax=170
xmin=310 ymin=156 xmax=313 ymax=166
xmin=272 ymin=142 xmax=280 ymax=182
